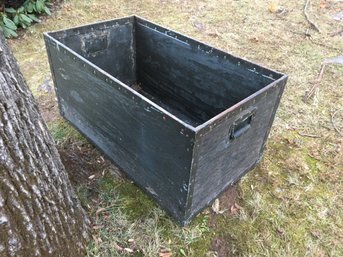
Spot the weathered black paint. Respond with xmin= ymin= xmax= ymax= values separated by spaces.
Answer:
xmin=44 ymin=16 xmax=288 ymax=225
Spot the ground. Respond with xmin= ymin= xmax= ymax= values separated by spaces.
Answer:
xmin=8 ymin=0 xmax=343 ymax=256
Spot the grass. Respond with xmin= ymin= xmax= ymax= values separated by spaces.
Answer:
xmin=83 ymin=175 xmax=212 ymax=257
xmin=9 ymin=0 xmax=343 ymax=256
xmin=215 ymin=140 xmax=343 ymax=256
xmin=48 ymin=118 xmax=86 ymax=142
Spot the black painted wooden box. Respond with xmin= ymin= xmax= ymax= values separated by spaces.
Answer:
xmin=44 ymin=16 xmax=288 ymax=225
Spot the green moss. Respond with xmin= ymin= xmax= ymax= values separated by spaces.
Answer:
xmin=86 ymin=137 xmax=343 ymax=256
xmin=186 ymin=215 xmax=213 ymax=256
xmin=97 ymin=174 xmax=118 ymax=193
xmin=48 ymin=119 xmax=86 ymax=143
xmin=92 ymin=174 xmax=216 ymax=256
xmin=76 ymin=185 xmax=93 ymax=207
xmin=114 ymin=180 xmax=156 ymax=219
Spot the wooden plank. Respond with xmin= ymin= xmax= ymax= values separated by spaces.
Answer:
xmin=188 ymin=81 xmax=285 ymax=219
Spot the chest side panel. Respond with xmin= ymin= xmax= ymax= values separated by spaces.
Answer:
xmin=188 ymin=81 xmax=286 ymax=218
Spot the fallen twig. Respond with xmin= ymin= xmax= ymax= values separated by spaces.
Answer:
xmin=307 ymin=153 xmax=321 ymax=161
xmin=309 ymin=39 xmax=342 ymax=51
xmin=331 ymin=109 xmax=343 ymax=137
xmin=304 ymin=63 xmax=326 ymax=100
xmin=305 ymin=55 xmax=343 ymax=101
xmin=304 ymin=0 xmax=320 ymax=33
xmin=287 ymin=30 xmax=342 ymax=50
xmin=112 ymin=241 xmax=124 ymax=251
xmin=297 ymin=132 xmax=321 ymax=138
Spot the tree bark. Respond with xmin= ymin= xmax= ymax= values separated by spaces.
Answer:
xmin=0 ymin=33 xmax=90 ymax=256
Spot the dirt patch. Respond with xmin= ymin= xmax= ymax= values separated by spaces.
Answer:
xmin=58 ymin=139 xmax=121 ymax=187
xmin=211 ymin=236 xmax=236 ymax=257
xmin=208 ymin=184 xmax=240 ymax=256
xmin=35 ymin=74 xmax=58 ymax=122
xmin=208 ymin=184 xmax=240 ymax=227
xmin=37 ymin=93 xmax=59 ymax=123
xmin=216 ymin=185 xmax=240 ymax=213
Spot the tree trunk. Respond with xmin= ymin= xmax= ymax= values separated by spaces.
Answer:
xmin=0 ymin=33 xmax=90 ymax=256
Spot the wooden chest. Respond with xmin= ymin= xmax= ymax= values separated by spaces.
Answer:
xmin=44 ymin=16 xmax=288 ymax=225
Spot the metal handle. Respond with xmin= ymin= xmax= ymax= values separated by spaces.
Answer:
xmin=229 ymin=107 xmax=256 ymax=140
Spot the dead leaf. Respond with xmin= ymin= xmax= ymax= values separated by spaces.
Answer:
xmin=205 ymin=251 xmax=219 ymax=257
xmin=234 ymin=203 xmax=242 ymax=209
xmin=230 ymin=203 xmax=242 ymax=214
xmin=92 ymin=235 xmax=99 ymax=247
xmin=319 ymin=0 xmax=327 ymax=9
xmin=203 ymin=209 xmax=210 ymax=215
xmin=311 ymin=230 xmax=321 ymax=238
xmin=92 ymin=225 xmax=104 ymax=230
xmin=112 ymin=241 xmax=123 ymax=251
xmin=211 ymin=199 xmax=220 ymax=213
xmin=206 ymin=29 xmax=221 ymax=37
xmin=159 ymin=252 xmax=172 ymax=257
xmin=124 ymin=248 xmax=134 ymax=253
xmin=63 ymin=4 xmax=72 ymax=11
xmin=276 ymin=227 xmax=285 ymax=236
xmin=268 ymin=3 xmax=285 ymax=13
xmin=193 ymin=20 xmax=206 ymax=31
xmin=96 ymin=207 xmax=106 ymax=215
xmin=268 ymin=3 xmax=278 ymax=13
xmin=159 ymin=248 xmax=173 ymax=257
xmin=211 ymin=199 xmax=227 ymax=214
xmin=230 ymin=205 xmax=237 ymax=214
